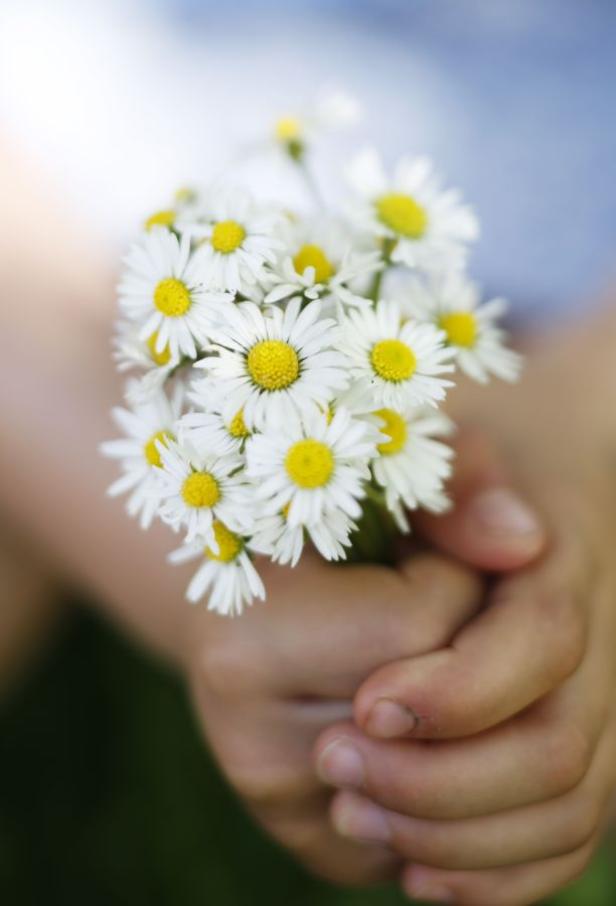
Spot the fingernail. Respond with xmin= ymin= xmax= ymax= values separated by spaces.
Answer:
xmin=317 ymin=738 xmax=364 ymax=789
xmin=469 ymin=487 xmax=541 ymax=537
xmin=334 ymin=795 xmax=391 ymax=843
xmin=405 ymin=866 xmax=454 ymax=903
xmin=366 ymin=698 xmax=417 ymax=738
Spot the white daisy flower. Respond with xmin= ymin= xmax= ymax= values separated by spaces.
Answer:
xmin=246 ymin=407 xmax=375 ymax=528
xmin=250 ymin=506 xmax=356 ymax=567
xmin=100 ymin=386 xmax=183 ymax=529
xmin=141 ymin=185 xmax=203 ymax=233
xmin=182 ymin=191 xmax=283 ymax=293
xmin=113 ymin=319 xmax=181 ymax=403
xmin=265 ymin=215 xmax=380 ymax=310
xmin=143 ymin=208 xmax=178 ymax=232
xmin=315 ymin=88 xmax=362 ymax=130
xmin=118 ymin=227 xmax=233 ymax=360
xmin=273 ymin=88 xmax=361 ymax=160
xmin=178 ymin=406 xmax=252 ymax=458
xmin=248 ymin=511 xmax=305 ymax=567
xmin=401 ymin=274 xmax=522 ymax=384
xmin=340 ymin=299 xmax=454 ymax=411
xmin=114 ymin=319 xmax=178 ymax=373
xmin=155 ymin=440 xmax=253 ymax=545
xmin=199 ymin=298 xmax=349 ymax=430
xmin=368 ymin=406 xmax=454 ymax=531
xmin=348 ymin=148 xmax=478 ymax=272
xmin=169 ymin=521 xmax=265 ymax=616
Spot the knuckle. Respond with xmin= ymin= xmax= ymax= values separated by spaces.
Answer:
xmin=538 ymin=588 xmax=586 ymax=681
xmin=565 ymin=836 xmax=598 ymax=887
xmin=196 ymin=638 xmax=268 ymax=700
xmin=304 ymin=848 xmax=398 ymax=888
xmin=408 ymin=828 xmax=466 ymax=869
xmin=565 ymin=792 xmax=602 ymax=850
xmin=378 ymin=765 xmax=440 ymax=818
xmin=226 ymin=763 xmax=314 ymax=808
xmin=544 ymin=722 xmax=593 ymax=794
xmin=404 ymin=556 xmax=477 ymax=641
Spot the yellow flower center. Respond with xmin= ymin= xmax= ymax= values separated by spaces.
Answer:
xmin=285 ymin=439 xmax=334 ymax=489
xmin=375 ymin=408 xmax=408 ymax=455
xmin=174 ymin=186 xmax=196 ymax=204
xmin=292 ymin=243 xmax=335 ymax=284
xmin=211 ymin=220 xmax=246 ymax=254
xmin=375 ymin=192 xmax=428 ymax=239
xmin=153 ymin=278 xmax=192 ymax=317
xmin=205 ymin=520 xmax=242 ymax=563
xmin=439 ymin=311 xmax=478 ymax=348
xmin=247 ymin=340 xmax=300 ymax=391
xmin=275 ymin=116 xmax=302 ymax=141
xmin=145 ymin=209 xmax=175 ymax=231
xmin=228 ymin=409 xmax=250 ymax=439
xmin=370 ymin=339 xmax=416 ymax=382
xmin=144 ymin=430 xmax=172 ymax=468
xmin=146 ymin=331 xmax=172 ymax=366
xmin=181 ymin=471 xmax=220 ymax=508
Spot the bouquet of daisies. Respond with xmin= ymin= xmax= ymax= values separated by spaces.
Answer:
xmin=102 ymin=94 xmax=520 ymax=616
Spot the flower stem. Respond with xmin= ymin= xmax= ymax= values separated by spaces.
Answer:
xmin=369 ymin=238 xmax=396 ymax=302
xmin=345 ymin=496 xmax=398 ymax=566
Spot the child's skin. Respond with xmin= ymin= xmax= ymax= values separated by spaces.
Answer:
xmin=3 ymin=142 xmax=616 ymax=903
xmin=316 ymin=313 xmax=616 ymax=903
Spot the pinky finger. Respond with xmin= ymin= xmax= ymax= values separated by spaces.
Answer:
xmin=401 ymin=836 xmax=598 ymax=906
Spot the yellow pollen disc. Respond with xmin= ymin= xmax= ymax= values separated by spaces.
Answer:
xmin=275 ymin=116 xmax=302 ymax=141
xmin=146 ymin=332 xmax=172 ymax=366
xmin=285 ymin=439 xmax=334 ymax=489
xmin=228 ymin=409 xmax=250 ymax=439
xmin=153 ymin=278 xmax=192 ymax=317
xmin=205 ymin=520 xmax=242 ymax=563
xmin=247 ymin=340 xmax=300 ymax=391
xmin=292 ymin=244 xmax=335 ymax=284
xmin=375 ymin=408 xmax=408 ymax=455
xmin=375 ymin=192 xmax=428 ymax=239
xmin=144 ymin=430 xmax=172 ymax=468
xmin=181 ymin=471 xmax=220 ymax=508
xmin=174 ymin=186 xmax=196 ymax=204
xmin=145 ymin=209 xmax=175 ymax=230
xmin=439 ymin=311 xmax=478 ymax=348
xmin=370 ymin=339 xmax=416 ymax=382
xmin=211 ymin=220 xmax=246 ymax=254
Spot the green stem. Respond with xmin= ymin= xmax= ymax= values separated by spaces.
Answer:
xmin=344 ymin=497 xmax=398 ymax=566
xmin=369 ymin=238 xmax=397 ymax=302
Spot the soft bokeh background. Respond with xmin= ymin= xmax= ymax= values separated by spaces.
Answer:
xmin=1 ymin=1 xmax=615 ymax=903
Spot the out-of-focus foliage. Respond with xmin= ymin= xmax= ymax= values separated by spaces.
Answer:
xmin=0 ymin=609 xmax=613 ymax=905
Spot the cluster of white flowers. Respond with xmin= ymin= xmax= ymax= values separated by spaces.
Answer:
xmin=103 ymin=93 xmax=521 ymax=616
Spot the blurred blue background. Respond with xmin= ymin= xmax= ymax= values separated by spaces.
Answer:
xmin=1 ymin=0 xmax=615 ymax=322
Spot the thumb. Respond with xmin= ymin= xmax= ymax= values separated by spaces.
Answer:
xmin=415 ymin=427 xmax=546 ymax=571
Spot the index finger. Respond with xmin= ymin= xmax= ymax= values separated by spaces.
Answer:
xmin=354 ymin=531 xmax=589 ymax=739
xmin=196 ymin=549 xmax=483 ymax=702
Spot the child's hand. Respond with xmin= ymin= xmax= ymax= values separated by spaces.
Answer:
xmin=316 ymin=330 xmax=616 ymax=903
xmin=182 ymin=548 xmax=483 ymax=885
xmin=178 ymin=422 xmax=546 ymax=887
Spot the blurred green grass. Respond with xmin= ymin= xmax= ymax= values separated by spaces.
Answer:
xmin=0 ymin=609 xmax=612 ymax=905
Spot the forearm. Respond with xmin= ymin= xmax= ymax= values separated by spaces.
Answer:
xmin=450 ymin=290 xmax=616 ymax=485
xmin=0 ymin=144 xmax=195 ymax=667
